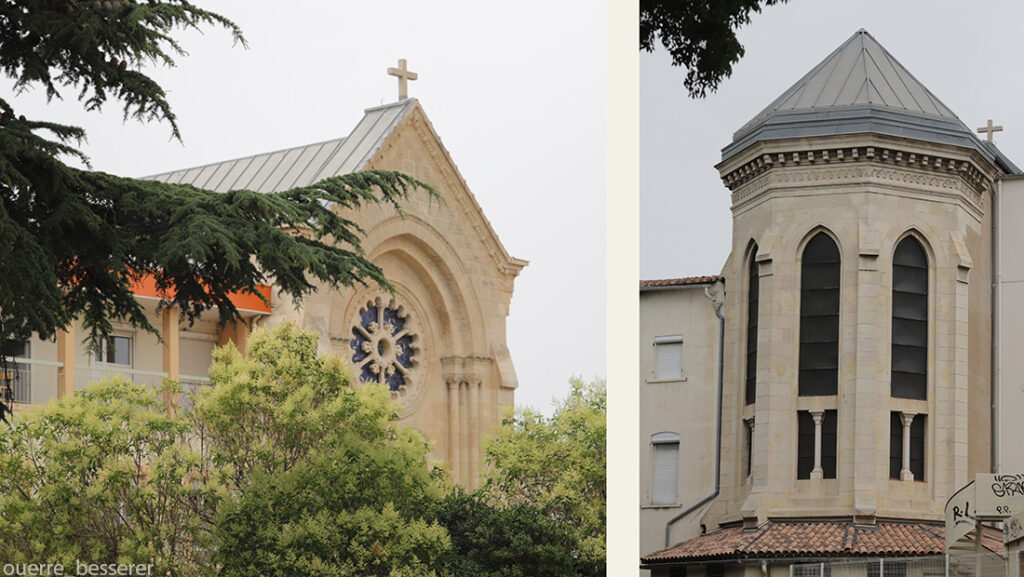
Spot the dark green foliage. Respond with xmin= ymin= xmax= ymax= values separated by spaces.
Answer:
xmin=0 ymin=1 xmax=436 ymax=352
xmin=0 ymin=0 xmax=245 ymax=140
xmin=482 ymin=377 xmax=607 ymax=576
xmin=436 ymin=490 xmax=585 ymax=577
xmin=640 ymin=0 xmax=788 ymax=97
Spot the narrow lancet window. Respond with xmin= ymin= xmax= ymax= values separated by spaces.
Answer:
xmin=891 ymin=237 xmax=928 ymax=400
xmin=799 ymin=233 xmax=840 ymax=396
xmin=745 ymin=246 xmax=759 ymax=405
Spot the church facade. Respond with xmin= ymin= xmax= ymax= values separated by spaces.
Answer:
xmin=641 ymin=30 xmax=1019 ymax=575
xmin=4 ymin=73 xmax=525 ymax=489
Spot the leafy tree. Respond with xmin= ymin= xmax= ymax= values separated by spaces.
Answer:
xmin=0 ymin=1 xmax=434 ymax=361
xmin=640 ymin=0 xmax=788 ymax=97
xmin=198 ymin=323 xmax=450 ymax=577
xmin=482 ymin=376 xmax=606 ymax=577
xmin=0 ymin=378 xmax=225 ymax=576
xmin=436 ymin=489 xmax=581 ymax=577
xmin=0 ymin=324 xmax=454 ymax=576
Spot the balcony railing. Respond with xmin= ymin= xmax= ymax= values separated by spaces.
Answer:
xmin=1 ymin=357 xmax=212 ymax=411
xmin=2 ymin=357 xmax=63 ymax=405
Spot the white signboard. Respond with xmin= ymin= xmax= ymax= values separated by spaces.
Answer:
xmin=974 ymin=474 xmax=1024 ymax=519
xmin=946 ymin=474 xmax=1024 ymax=551
xmin=945 ymin=480 xmax=977 ymax=550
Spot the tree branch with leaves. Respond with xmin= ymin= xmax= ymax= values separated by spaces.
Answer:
xmin=0 ymin=1 xmax=435 ymax=370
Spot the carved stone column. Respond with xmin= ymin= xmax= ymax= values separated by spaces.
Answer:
xmin=446 ymin=376 xmax=462 ymax=484
xmin=810 ymin=410 xmax=825 ymax=480
xmin=900 ymin=412 xmax=917 ymax=481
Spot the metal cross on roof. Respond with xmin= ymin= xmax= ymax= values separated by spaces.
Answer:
xmin=977 ymin=119 xmax=1004 ymax=142
xmin=387 ymin=59 xmax=418 ymax=101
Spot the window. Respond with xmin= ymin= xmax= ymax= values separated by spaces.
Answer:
xmin=1 ymin=339 xmax=30 ymax=404
xmin=746 ymin=245 xmax=759 ymax=405
xmin=799 ymin=233 xmax=840 ymax=396
xmin=889 ymin=412 xmax=924 ymax=481
xmin=705 ymin=565 xmax=724 ymax=577
xmin=651 ymin=432 xmax=680 ymax=504
xmin=95 ymin=335 xmax=132 ymax=366
xmin=744 ymin=418 xmax=755 ymax=478
xmin=867 ymin=560 xmax=907 ymax=577
xmin=654 ymin=335 xmax=684 ymax=380
xmin=797 ymin=410 xmax=837 ymax=479
xmin=792 ymin=563 xmax=831 ymax=577
xmin=891 ymin=237 xmax=927 ymax=400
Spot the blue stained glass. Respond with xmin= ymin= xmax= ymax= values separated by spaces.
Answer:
xmin=360 ymin=306 xmax=378 ymax=329
xmin=350 ymin=328 xmax=369 ymax=363
xmin=386 ymin=370 xmax=405 ymax=391
xmin=395 ymin=335 xmax=414 ymax=368
xmin=359 ymin=363 xmax=378 ymax=384
xmin=351 ymin=300 xmax=415 ymax=392
xmin=383 ymin=307 xmax=405 ymax=334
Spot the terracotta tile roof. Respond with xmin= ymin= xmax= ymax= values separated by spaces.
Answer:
xmin=640 ymin=276 xmax=720 ymax=289
xmin=642 ymin=520 xmax=1003 ymax=565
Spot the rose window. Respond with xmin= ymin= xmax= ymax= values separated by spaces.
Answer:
xmin=350 ymin=297 xmax=416 ymax=391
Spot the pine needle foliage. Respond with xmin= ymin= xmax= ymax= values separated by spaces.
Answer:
xmin=0 ymin=0 xmax=437 ymax=354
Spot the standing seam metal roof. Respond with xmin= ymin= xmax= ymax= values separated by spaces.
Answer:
xmin=145 ymin=98 xmax=416 ymax=192
xmin=722 ymin=30 xmax=993 ymax=164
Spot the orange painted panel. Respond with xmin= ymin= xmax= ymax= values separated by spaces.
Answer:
xmin=130 ymin=274 xmax=272 ymax=314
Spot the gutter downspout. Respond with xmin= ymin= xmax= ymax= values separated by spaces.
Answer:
xmin=665 ymin=282 xmax=725 ymax=547
xmin=992 ymin=175 xmax=1002 ymax=473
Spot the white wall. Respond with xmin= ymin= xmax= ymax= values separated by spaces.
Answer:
xmin=639 ymin=283 xmax=721 ymax=557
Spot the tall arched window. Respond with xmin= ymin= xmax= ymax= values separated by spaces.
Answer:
xmin=891 ymin=236 xmax=928 ymax=400
xmin=799 ymin=233 xmax=840 ymax=396
xmin=745 ymin=245 xmax=759 ymax=406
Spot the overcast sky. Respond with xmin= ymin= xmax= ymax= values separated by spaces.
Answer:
xmin=641 ymin=0 xmax=1024 ymax=281
xmin=6 ymin=1 xmax=606 ymax=415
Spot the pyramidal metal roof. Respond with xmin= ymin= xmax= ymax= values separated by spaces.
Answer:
xmin=146 ymin=98 xmax=416 ymax=192
xmin=722 ymin=29 xmax=991 ymax=163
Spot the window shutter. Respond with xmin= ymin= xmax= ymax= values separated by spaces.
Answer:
xmin=892 ymin=237 xmax=928 ymax=400
xmin=799 ymin=233 xmax=841 ymax=396
xmin=654 ymin=336 xmax=683 ymax=380
xmin=652 ymin=434 xmax=679 ymax=504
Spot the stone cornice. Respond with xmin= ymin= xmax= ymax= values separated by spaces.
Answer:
xmin=723 ymin=144 xmax=990 ymax=217
xmin=723 ymin=145 xmax=989 ymax=194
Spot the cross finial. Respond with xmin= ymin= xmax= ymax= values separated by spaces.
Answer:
xmin=977 ymin=119 xmax=1004 ymax=142
xmin=387 ymin=58 xmax=418 ymax=101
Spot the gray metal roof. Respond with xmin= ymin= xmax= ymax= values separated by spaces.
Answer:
xmin=146 ymin=98 xmax=417 ymax=192
xmin=723 ymin=30 xmax=993 ymax=164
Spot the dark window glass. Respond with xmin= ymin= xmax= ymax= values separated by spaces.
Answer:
xmin=0 ymin=340 xmax=30 ymax=404
xmin=799 ymin=233 xmax=840 ymax=396
xmin=798 ymin=410 xmax=837 ymax=479
xmin=891 ymin=237 xmax=928 ymax=399
xmin=746 ymin=247 xmax=759 ymax=405
xmin=798 ymin=411 xmax=815 ymax=479
xmin=821 ymin=409 xmax=837 ymax=478
xmin=889 ymin=412 xmax=903 ymax=479
xmin=669 ymin=567 xmax=687 ymax=577
xmin=95 ymin=335 xmax=131 ymax=365
xmin=745 ymin=419 xmax=754 ymax=477
xmin=910 ymin=415 xmax=925 ymax=480
xmin=890 ymin=412 xmax=925 ymax=481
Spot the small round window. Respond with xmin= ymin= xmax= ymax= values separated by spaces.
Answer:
xmin=350 ymin=297 xmax=417 ymax=392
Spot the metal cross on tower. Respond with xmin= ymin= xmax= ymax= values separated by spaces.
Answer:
xmin=387 ymin=59 xmax=418 ymax=101
xmin=977 ymin=119 xmax=1004 ymax=142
